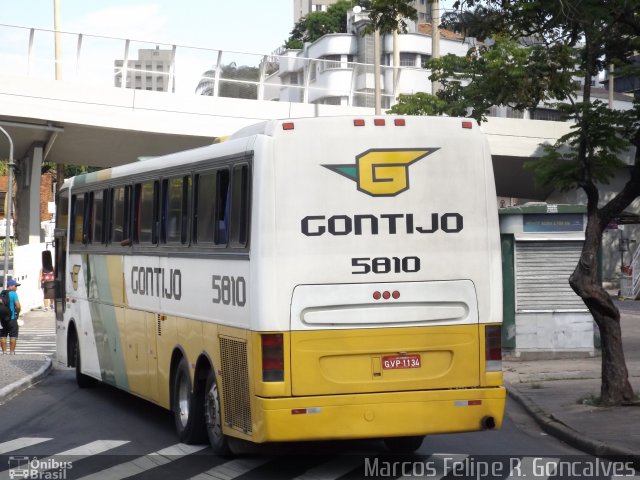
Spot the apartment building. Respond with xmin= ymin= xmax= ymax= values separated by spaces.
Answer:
xmin=114 ymin=46 xmax=174 ymax=92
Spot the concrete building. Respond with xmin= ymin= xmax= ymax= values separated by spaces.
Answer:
xmin=270 ymin=10 xmax=470 ymax=108
xmin=114 ymin=46 xmax=174 ymax=92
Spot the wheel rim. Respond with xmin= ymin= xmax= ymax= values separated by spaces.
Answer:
xmin=177 ymin=372 xmax=190 ymax=428
xmin=205 ymin=380 xmax=224 ymax=446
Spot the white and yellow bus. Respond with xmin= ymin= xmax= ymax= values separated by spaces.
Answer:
xmin=48 ymin=115 xmax=505 ymax=454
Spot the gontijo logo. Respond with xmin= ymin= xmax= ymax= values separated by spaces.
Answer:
xmin=323 ymin=148 xmax=438 ymax=197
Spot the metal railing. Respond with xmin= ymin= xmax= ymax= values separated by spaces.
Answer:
xmin=0 ymin=23 xmax=432 ymax=108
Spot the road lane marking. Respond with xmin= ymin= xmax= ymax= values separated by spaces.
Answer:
xmin=0 ymin=438 xmax=52 ymax=454
xmin=189 ymin=456 xmax=273 ymax=480
xmin=77 ymin=443 xmax=207 ymax=480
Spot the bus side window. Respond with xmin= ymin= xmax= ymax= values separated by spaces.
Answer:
xmin=163 ymin=177 xmax=186 ymax=244
xmin=230 ymin=164 xmax=250 ymax=247
xmin=111 ymin=186 xmax=131 ymax=245
xmin=70 ymin=193 xmax=84 ymax=245
xmin=215 ymin=169 xmax=230 ymax=246
xmin=135 ymin=181 xmax=159 ymax=244
xmin=82 ymin=192 xmax=92 ymax=244
xmin=91 ymin=190 xmax=106 ymax=244
xmin=194 ymin=172 xmax=216 ymax=244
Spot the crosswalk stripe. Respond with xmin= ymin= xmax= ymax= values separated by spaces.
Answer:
xmin=0 ymin=437 xmax=52 ymax=454
xmin=77 ymin=443 xmax=208 ymax=480
xmin=0 ymin=441 xmax=129 ymax=480
xmin=189 ymin=456 xmax=273 ymax=480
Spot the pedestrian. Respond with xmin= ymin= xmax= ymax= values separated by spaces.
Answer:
xmin=0 ymin=279 xmax=21 ymax=355
xmin=39 ymin=253 xmax=55 ymax=311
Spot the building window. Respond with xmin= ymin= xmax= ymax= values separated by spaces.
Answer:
xmin=400 ymin=52 xmax=417 ymax=67
xmin=530 ymin=107 xmax=564 ymax=122
xmin=320 ymin=55 xmax=341 ymax=71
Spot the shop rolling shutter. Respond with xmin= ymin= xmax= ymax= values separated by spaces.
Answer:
xmin=515 ymin=241 xmax=587 ymax=311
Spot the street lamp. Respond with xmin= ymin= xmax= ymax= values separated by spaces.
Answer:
xmin=0 ymin=126 xmax=14 ymax=290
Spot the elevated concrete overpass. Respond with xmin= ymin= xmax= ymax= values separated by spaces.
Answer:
xmin=0 ymin=73 xmax=567 ymax=195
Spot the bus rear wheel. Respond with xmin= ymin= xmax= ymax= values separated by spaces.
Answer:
xmin=383 ymin=435 xmax=424 ymax=453
xmin=204 ymin=369 xmax=230 ymax=456
xmin=172 ymin=357 xmax=206 ymax=444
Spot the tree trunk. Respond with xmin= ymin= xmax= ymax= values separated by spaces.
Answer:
xmin=569 ymin=209 xmax=635 ymax=406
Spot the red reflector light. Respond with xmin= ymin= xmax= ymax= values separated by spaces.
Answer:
xmin=468 ymin=399 xmax=482 ymax=406
xmin=462 ymin=121 xmax=473 ymax=129
xmin=485 ymin=325 xmax=502 ymax=371
xmin=392 ymin=291 xmax=400 ymax=299
xmin=291 ymin=409 xmax=306 ymax=415
xmin=262 ymin=333 xmax=284 ymax=381
xmin=282 ymin=122 xmax=295 ymax=130
xmin=354 ymin=119 xmax=365 ymax=126
xmin=373 ymin=291 xmax=382 ymax=300
xmin=374 ymin=118 xmax=385 ymax=126
xmin=382 ymin=291 xmax=391 ymax=300
xmin=394 ymin=118 xmax=406 ymax=126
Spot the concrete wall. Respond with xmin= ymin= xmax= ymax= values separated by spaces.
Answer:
xmin=515 ymin=312 xmax=595 ymax=358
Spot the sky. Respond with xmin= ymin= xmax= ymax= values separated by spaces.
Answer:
xmin=0 ymin=0 xmax=295 ymax=55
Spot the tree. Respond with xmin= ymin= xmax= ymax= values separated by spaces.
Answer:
xmin=284 ymin=0 xmax=354 ymax=49
xmin=398 ymin=0 xmax=640 ymax=405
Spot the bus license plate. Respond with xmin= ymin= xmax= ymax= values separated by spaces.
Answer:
xmin=382 ymin=354 xmax=421 ymax=370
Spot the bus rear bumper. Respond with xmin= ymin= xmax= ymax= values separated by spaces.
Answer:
xmin=250 ymin=386 xmax=506 ymax=443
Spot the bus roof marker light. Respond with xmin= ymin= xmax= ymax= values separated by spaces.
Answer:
xmin=373 ymin=291 xmax=382 ymax=300
xmin=282 ymin=122 xmax=295 ymax=130
xmin=354 ymin=119 xmax=365 ymax=126
xmin=392 ymin=291 xmax=400 ymax=299
xmin=382 ymin=291 xmax=391 ymax=300
xmin=462 ymin=121 xmax=473 ymax=129
xmin=394 ymin=118 xmax=406 ymax=126
xmin=374 ymin=119 xmax=385 ymax=126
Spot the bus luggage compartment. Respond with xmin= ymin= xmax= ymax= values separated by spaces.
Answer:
xmin=289 ymin=280 xmax=482 ymax=396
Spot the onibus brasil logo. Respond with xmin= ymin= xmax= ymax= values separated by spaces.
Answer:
xmin=323 ymin=148 xmax=438 ymax=197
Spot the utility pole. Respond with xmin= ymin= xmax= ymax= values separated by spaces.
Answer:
xmin=54 ymin=0 xmax=65 ymax=192
xmin=374 ymin=29 xmax=381 ymax=114
xmin=430 ymin=0 xmax=441 ymax=95
xmin=0 ymin=126 xmax=15 ymax=289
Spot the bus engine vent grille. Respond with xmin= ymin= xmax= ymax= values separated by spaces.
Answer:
xmin=219 ymin=336 xmax=252 ymax=434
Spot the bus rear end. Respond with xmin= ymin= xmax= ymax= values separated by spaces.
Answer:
xmin=249 ymin=116 xmax=504 ymax=450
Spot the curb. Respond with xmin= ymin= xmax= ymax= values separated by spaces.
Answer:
xmin=507 ymin=384 xmax=640 ymax=470
xmin=0 ymin=357 xmax=53 ymax=402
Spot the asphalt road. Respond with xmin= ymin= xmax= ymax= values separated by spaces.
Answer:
xmin=0 ymin=364 xmax=621 ymax=480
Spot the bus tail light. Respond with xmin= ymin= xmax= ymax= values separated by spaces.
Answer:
xmin=261 ymin=333 xmax=284 ymax=382
xmin=485 ymin=325 xmax=502 ymax=371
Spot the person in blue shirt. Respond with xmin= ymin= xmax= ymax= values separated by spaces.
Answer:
xmin=0 ymin=279 xmax=22 ymax=355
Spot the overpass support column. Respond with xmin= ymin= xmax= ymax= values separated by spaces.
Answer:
xmin=15 ymin=143 xmax=45 ymax=246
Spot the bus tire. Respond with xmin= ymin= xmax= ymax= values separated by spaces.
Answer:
xmin=383 ymin=435 xmax=424 ymax=453
xmin=172 ymin=357 xmax=206 ymax=444
xmin=204 ymin=369 xmax=231 ymax=456
xmin=73 ymin=334 xmax=96 ymax=389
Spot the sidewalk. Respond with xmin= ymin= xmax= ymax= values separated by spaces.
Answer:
xmin=0 ymin=308 xmax=53 ymax=402
xmin=505 ymin=297 xmax=640 ymax=467
xmin=1 ymin=303 xmax=640 ymax=467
